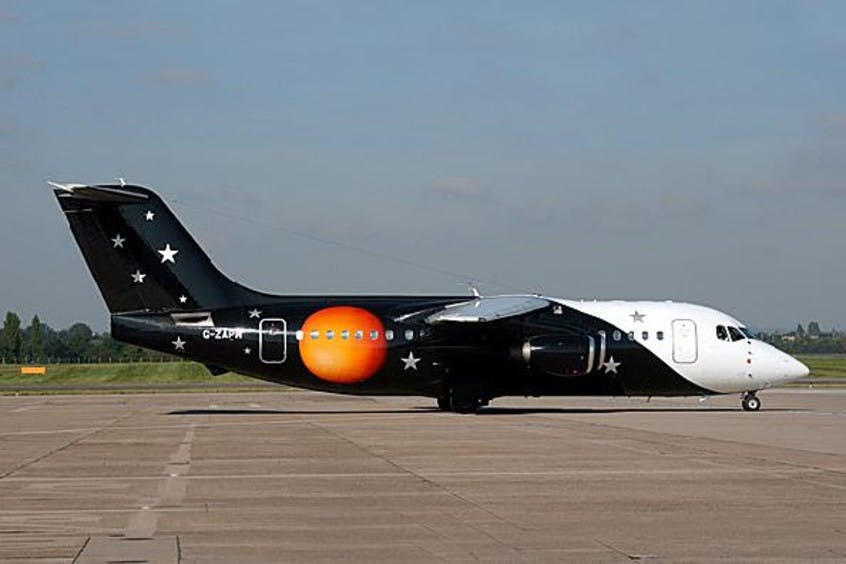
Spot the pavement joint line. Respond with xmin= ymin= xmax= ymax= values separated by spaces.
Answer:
xmin=506 ymin=413 xmax=846 ymax=469
xmin=484 ymin=414 xmax=846 ymax=492
xmin=795 ymin=478 xmax=846 ymax=492
xmin=123 ymin=423 xmax=195 ymax=542
xmin=594 ymin=538 xmax=658 ymax=561
xmin=0 ymin=412 xmax=445 ymax=437
xmin=0 ymin=408 xmax=141 ymax=480
xmin=308 ymin=419 xmax=526 ymax=546
xmin=0 ymin=466 xmax=828 ymax=484
xmin=10 ymin=404 xmax=43 ymax=413
xmin=70 ymin=536 xmax=90 ymax=564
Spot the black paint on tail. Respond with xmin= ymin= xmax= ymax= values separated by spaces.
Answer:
xmin=53 ymin=183 xmax=258 ymax=314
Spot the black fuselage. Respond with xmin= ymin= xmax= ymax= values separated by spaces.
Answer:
xmin=112 ymin=295 xmax=706 ymax=401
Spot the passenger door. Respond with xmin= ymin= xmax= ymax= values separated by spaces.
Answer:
xmin=672 ymin=319 xmax=698 ymax=363
xmin=259 ymin=318 xmax=287 ymax=364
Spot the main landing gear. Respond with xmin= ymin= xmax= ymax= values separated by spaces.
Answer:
xmin=436 ymin=389 xmax=489 ymax=414
xmin=741 ymin=391 xmax=761 ymax=412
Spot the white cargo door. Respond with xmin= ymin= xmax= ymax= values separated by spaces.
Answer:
xmin=672 ymin=319 xmax=698 ymax=363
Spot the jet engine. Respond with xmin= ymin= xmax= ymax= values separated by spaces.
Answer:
xmin=521 ymin=335 xmax=596 ymax=377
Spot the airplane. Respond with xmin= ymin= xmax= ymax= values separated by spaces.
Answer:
xmin=51 ymin=181 xmax=809 ymax=413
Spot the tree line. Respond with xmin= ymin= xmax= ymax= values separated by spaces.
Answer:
xmin=756 ymin=322 xmax=845 ymax=354
xmin=0 ymin=311 xmax=175 ymax=364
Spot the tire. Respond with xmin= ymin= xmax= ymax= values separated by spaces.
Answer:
xmin=450 ymin=397 xmax=482 ymax=414
xmin=436 ymin=396 xmax=451 ymax=411
xmin=742 ymin=394 xmax=761 ymax=412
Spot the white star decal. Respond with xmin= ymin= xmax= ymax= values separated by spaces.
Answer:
xmin=630 ymin=310 xmax=646 ymax=323
xmin=243 ymin=347 xmax=252 ymax=355
xmin=145 ymin=210 xmax=155 ymax=221
xmin=131 ymin=270 xmax=146 ymax=284
xmin=179 ymin=295 xmax=188 ymax=304
xmin=248 ymin=309 xmax=262 ymax=319
xmin=401 ymin=352 xmax=420 ymax=370
xmin=602 ymin=356 xmax=621 ymax=374
xmin=111 ymin=234 xmax=125 ymax=248
xmin=172 ymin=336 xmax=186 ymax=351
xmin=158 ymin=243 xmax=179 ymax=264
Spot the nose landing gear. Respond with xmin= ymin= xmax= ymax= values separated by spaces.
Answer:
xmin=741 ymin=391 xmax=761 ymax=412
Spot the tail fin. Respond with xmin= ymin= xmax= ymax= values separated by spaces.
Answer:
xmin=52 ymin=182 xmax=257 ymax=314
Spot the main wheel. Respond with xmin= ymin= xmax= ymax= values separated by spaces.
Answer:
xmin=450 ymin=397 xmax=483 ymax=414
xmin=436 ymin=396 xmax=451 ymax=411
xmin=741 ymin=393 xmax=761 ymax=412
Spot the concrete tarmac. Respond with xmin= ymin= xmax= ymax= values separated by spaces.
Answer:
xmin=1 ymin=389 xmax=845 ymax=563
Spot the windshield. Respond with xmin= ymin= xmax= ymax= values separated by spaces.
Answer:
xmin=727 ymin=326 xmax=746 ymax=341
xmin=739 ymin=327 xmax=757 ymax=340
xmin=717 ymin=324 xmax=755 ymax=342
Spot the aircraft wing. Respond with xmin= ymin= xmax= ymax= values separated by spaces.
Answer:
xmin=425 ymin=295 xmax=550 ymax=324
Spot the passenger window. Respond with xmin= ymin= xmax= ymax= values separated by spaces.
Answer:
xmin=385 ymin=330 xmax=394 ymax=341
xmin=656 ymin=331 xmax=664 ymax=341
xmin=716 ymin=325 xmax=729 ymax=341
xmin=612 ymin=330 xmax=622 ymax=341
xmin=642 ymin=331 xmax=649 ymax=340
xmin=370 ymin=330 xmax=379 ymax=341
xmin=341 ymin=330 xmax=349 ymax=340
xmin=728 ymin=326 xmax=745 ymax=342
xmin=405 ymin=329 xmax=414 ymax=341
xmin=310 ymin=330 xmax=319 ymax=340
xmin=627 ymin=331 xmax=635 ymax=341
xmin=354 ymin=330 xmax=363 ymax=340
xmin=326 ymin=330 xmax=335 ymax=340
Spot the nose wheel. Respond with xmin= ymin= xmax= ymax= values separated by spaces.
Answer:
xmin=741 ymin=392 xmax=761 ymax=412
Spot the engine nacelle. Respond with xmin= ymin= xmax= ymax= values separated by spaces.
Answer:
xmin=521 ymin=335 xmax=595 ymax=377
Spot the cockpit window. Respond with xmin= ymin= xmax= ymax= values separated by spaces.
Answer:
xmin=739 ymin=327 xmax=756 ymax=339
xmin=718 ymin=325 xmax=750 ymax=342
xmin=728 ymin=326 xmax=746 ymax=342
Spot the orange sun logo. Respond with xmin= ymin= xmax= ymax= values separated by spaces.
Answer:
xmin=298 ymin=306 xmax=387 ymax=384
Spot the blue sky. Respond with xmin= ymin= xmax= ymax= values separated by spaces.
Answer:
xmin=1 ymin=1 xmax=845 ymax=330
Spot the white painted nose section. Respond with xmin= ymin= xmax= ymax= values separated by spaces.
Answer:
xmin=783 ymin=354 xmax=810 ymax=381
xmin=755 ymin=342 xmax=809 ymax=386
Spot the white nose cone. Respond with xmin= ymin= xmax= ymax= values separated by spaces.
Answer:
xmin=784 ymin=355 xmax=810 ymax=381
xmin=756 ymin=342 xmax=810 ymax=386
